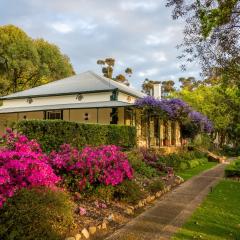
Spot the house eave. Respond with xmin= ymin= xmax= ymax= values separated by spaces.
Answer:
xmin=0 ymin=89 xmax=115 ymax=100
xmin=0 ymin=101 xmax=136 ymax=114
xmin=0 ymin=89 xmax=144 ymax=101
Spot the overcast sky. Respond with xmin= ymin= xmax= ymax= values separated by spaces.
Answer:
xmin=1 ymin=0 xmax=200 ymax=89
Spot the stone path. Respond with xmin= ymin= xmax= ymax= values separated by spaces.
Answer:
xmin=107 ymin=163 xmax=227 ymax=240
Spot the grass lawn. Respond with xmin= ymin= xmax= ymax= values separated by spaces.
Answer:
xmin=177 ymin=162 xmax=218 ymax=181
xmin=172 ymin=180 xmax=240 ymax=240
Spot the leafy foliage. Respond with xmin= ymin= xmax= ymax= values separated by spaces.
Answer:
xmin=97 ymin=57 xmax=133 ymax=86
xmin=0 ymin=188 xmax=75 ymax=240
xmin=225 ymin=159 xmax=240 ymax=177
xmin=166 ymin=0 xmax=240 ymax=86
xmin=147 ymin=179 xmax=164 ymax=194
xmin=175 ymin=84 xmax=240 ymax=147
xmin=126 ymin=150 xmax=158 ymax=178
xmin=16 ymin=120 xmax=136 ymax=152
xmin=0 ymin=25 xmax=74 ymax=96
xmin=158 ymin=150 xmax=208 ymax=171
xmin=113 ymin=180 xmax=144 ymax=204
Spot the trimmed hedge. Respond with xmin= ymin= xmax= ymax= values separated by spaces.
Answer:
xmin=16 ymin=120 xmax=136 ymax=152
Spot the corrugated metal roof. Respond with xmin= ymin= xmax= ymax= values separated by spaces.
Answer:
xmin=1 ymin=71 xmax=145 ymax=99
xmin=0 ymin=101 xmax=135 ymax=114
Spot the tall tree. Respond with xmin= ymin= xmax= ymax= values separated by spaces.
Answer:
xmin=179 ymin=77 xmax=202 ymax=91
xmin=142 ymin=79 xmax=175 ymax=97
xmin=166 ymin=0 xmax=240 ymax=86
xmin=33 ymin=39 xmax=75 ymax=87
xmin=0 ymin=25 xmax=75 ymax=96
xmin=162 ymin=80 xmax=175 ymax=94
xmin=141 ymin=79 xmax=155 ymax=95
xmin=175 ymin=84 xmax=240 ymax=147
xmin=97 ymin=58 xmax=132 ymax=85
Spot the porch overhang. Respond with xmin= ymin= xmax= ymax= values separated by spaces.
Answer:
xmin=0 ymin=101 xmax=135 ymax=114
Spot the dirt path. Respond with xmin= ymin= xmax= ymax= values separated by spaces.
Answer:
xmin=106 ymin=163 xmax=226 ymax=240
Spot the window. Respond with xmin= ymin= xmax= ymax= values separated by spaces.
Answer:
xmin=46 ymin=110 xmax=63 ymax=120
xmin=110 ymin=108 xmax=118 ymax=124
xmin=84 ymin=113 xmax=89 ymax=121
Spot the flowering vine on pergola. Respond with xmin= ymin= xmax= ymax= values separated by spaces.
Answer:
xmin=135 ymin=96 xmax=213 ymax=135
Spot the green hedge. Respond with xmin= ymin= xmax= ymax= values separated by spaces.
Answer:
xmin=16 ymin=120 xmax=136 ymax=152
xmin=225 ymin=159 xmax=240 ymax=177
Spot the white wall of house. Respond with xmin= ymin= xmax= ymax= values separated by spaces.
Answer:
xmin=118 ymin=92 xmax=136 ymax=104
xmin=1 ymin=92 xmax=113 ymax=108
xmin=0 ymin=107 xmax=128 ymax=134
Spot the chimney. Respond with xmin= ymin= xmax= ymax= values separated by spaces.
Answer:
xmin=152 ymin=81 xmax=162 ymax=99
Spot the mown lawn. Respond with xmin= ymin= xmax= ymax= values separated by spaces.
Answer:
xmin=177 ymin=162 xmax=218 ymax=180
xmin=172 ymin=180 xmax=240 ymax=240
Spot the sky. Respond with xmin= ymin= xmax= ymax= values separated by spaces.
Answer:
xmin=0 ymin=0 xmax=200 ymax=90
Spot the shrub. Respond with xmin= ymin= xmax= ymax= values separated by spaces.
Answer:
xmin=225 ymin=159 xmax=240 ymax=177
xmin=147 ymin=179 xmax=164 ymax=194
xmin=140 ymin=148 xmax=174 ymax=177
xmin=179 ymin=162 xmax=188 ymax=170
xmin=157 ymin=150 xmax=208 ymax=170
xmin=113 ymin=180 xmax=144 ymax=204
xmin=91 ymin=185 xmax=115 ymax=202
xmin=16 ymin=120 xmax=136 ymax=152
xmin=187 ymin=159 xmax=200 ymax=168
xmin=126 ymin=150 xmax=158 ymax=178
xmin=0 ymin=129 xmax=60 ymax=207
xmin=0 ymin=188 xmax=75 ymax=240
xmin=49 ymin=144 xmax=134 ymax=191
xmin=221 ymin=145 xmax=240 ymax=157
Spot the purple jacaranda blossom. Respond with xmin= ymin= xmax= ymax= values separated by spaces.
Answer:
xmin=135 ymin=97 xmax=214 ymax=133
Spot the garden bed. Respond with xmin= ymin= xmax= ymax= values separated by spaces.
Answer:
xmin=0 ymin=129 xmax=209 ymax=240
xmin=67 ymin=175 xmax=183 ymax=240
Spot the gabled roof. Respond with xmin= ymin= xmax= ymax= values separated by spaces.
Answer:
xmin=1 ymin=71 xmax=145 ymax=100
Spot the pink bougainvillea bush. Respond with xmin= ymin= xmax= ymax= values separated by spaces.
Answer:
xmin=0 ymin=129 xmax=60 ymax=207
xmin=49 ymin=144 xmax=134 ymax=191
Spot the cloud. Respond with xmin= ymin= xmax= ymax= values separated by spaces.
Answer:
xmin=0 ymin=0 xmax=201 ymax=90
xmin=120 ymin=1 xmax=160 ymax=11
xmin=138 ymin=68 xmax=160 ymax=78
xmin=153 ymin=52 xmax=167 ymax=62
xmin=51 ymin=22 xmax=73 ymax=34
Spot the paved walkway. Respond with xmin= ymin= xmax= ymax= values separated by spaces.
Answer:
xmin=107 ymin=163 xmax=226 ymax=240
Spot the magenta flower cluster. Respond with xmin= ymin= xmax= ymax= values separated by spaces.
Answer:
xmin=135 ymin=96 xmax=213 ymax=133
xmin=0 ymin=130 xmax=134 ymax=207
xmin=0 ymin=129 xmax=60 ymax=207
xmin=50 ymin=144 xmax=134 ymax=190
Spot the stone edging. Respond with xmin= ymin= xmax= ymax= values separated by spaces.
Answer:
xmin=65 ymin=176 xmax=184 ymax=240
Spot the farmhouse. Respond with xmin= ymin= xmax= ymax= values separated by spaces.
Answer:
xmin=0 ymin=71 xmax=181 ymax=149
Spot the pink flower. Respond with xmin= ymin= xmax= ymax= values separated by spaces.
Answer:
xmin=0 ymin=130 xmax=60 ymax=207
xmin=49 ymin=144 xmax=134 ymax=191
xmin=79 ymin=207 xmax=87 ymax=216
